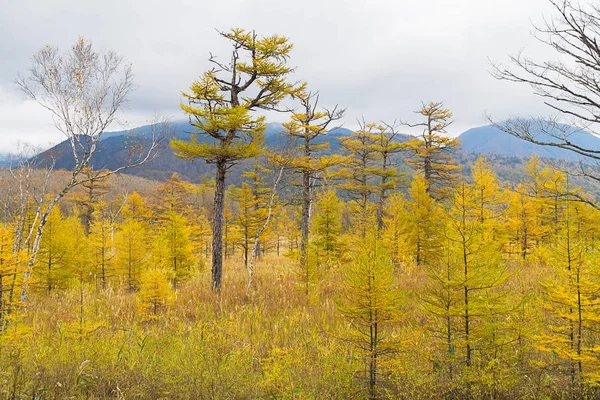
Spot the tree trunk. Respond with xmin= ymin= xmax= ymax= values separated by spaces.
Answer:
xmin=212 ymin=160 xmax=227 ymax=291
xmin=300 ymin=170 xmax=311 ymax=272
xmin=377 ymin=154 xmax=389 ymax=231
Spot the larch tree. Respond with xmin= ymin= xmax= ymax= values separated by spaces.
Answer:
xmin=301 ymin=188 xmax=344 ymax=295
xmin=171 ymin=29 xmax=304 ymax=290
xmin=505 ymin=185 xmax=541 ymax=259
xmin=337 ymin=231 xmax=400 ymax=400
xmin=159 ymin=211 xmax=195 ymax=289
xmin=0 ymin=224 xmax=21 ymax=327
xmin=404 ymin=102 xmax=460 ymax=200
xmin=421 ymin=158 xmax=505 ymax=381
xmin=382 ymin=193 xmax=408 ymax=269
xmin=154 ymin=173 xmax=197 ymax=215
xmin=115 ymin=216 xmax=147 ymax=293
xmin=89 ymin=205 xmax=115 ymax=290
xmin=71 ymin=167 xmax=111 ymax=235
xmin=138 ymin=267 xmax=174 ymax=319
xmin=442 ymin=174 xmax=511 ymax=372
xmin=404 ymin=174 xmax=443 ymax=267
xmin=35 ymin=208 xmax=71 ymax=293
xmin=338 ymin=122 xmax=380 ymax=235
xmin=312 ymin=189 xmax=344 ymax=265
xmin=280 ymin=91 xmax=345 ymax=273
xmin=536 ymin=187 xmax=600 ymax=385
xmin=370 ymin=122 xmax=405 ymax=230
xmin=233 ymin=182 xmax=263 ymax=268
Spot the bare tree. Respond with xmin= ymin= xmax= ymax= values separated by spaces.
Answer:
xmin=491 ymin=0 xmax=600 ymax=190
xmin=15 ymin=38 xmax=169 ymax=302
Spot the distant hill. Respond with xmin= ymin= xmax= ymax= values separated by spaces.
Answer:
xmin=458 ymin=124 xmax=600 ymax=160
xmin=21 ymin=120 xmax=600 ymax=185
xmin=0 ymin=153 xmax=11 ymax=168
xmin=29 ymin=121 xmax=359 ymax=183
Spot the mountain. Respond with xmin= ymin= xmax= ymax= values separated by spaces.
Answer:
xmin=28 ymin=121 xmax=358 ymax=183
xmin=0 ymin=153 xmax=11 ymax=168
xmin=459 ymin=124 xmax=600 ymax=160
xmin=26 ymin=119 xmax=600 ymax=184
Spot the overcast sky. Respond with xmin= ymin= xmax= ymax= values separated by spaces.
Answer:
xmin=0 ymin=0 xmax=558 ymax=152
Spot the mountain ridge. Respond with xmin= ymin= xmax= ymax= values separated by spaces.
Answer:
xmin=7 ymin=120 xmax=600 ymax=183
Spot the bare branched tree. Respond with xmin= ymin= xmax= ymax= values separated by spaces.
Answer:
xmin=15 ymin=38 xmax=170 ymax=302
xmin=491 ymin=0 xmax=600 ymax=195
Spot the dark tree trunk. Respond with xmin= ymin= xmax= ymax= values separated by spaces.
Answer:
xmin=212 ymin=160 xmax=227 ymax=290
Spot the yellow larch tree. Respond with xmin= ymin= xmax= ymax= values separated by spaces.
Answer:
xmin=280 ymin=90 xmax=345 ymax=270
xmin=404 ymin=174 xmax=443 ymax=267
xmin=338 ymin=122 xmax=380 ymax=236
xmin=536 ymin=194 xmax=600 ymax=386
xmin=171 ymin=28 xmax=305 ymax=290
xmin=337 ymin=231 xmax=400 ymax=400
xmin=404 ymin=102 xmax=460 ymax=200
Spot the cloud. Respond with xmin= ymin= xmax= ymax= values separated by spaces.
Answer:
xmin=0 ymin=0 xmax=560 ymax=150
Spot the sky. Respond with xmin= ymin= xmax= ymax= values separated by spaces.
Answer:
xmin=0 ymin=0 xmax=558 ymax=153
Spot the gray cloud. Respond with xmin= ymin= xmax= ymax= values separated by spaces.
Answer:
xmin=0 ymin=0 xmax=558 ymax=151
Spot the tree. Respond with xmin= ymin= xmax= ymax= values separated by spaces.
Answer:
xmin=338 ymin=123 xmax=380 ymax=235
xmin=138 ymin=267 xmax=174 ymax=319
xmin=280 ymin=91 xmax=345 ymax=273
xmin=15 ymin=38 xmax=168 ymax=301
xmin=159 ymin=211 xmax=194 ymax=289
xmin=404 ymin=174 xmax=443 ymax=267
xmin=505 ymin=185 xmax=542 ymax=259
xmin=114 ymin=218 xmax=147 ymax=293
xmin=312 ymin=189 xmax=344 ymax=266
xmin=0 ymin=224 xmax=23 ymax=327
xmin=492 ymin=0 xmax=600 ymax=190
xmin=236 ymin=162 xmax=274 ymax=265
xmin=536 ymin=185 xmax=600 ymax=386
xmin=381 ymin=193 xmax=408 ymax=269
xmin=70 ymin=167 xmax=111 ymax=235
xmin=35 ymin=208 xmax=71 ymax=292
xmin=337 ymin=232 xmax=400 ymax=400
xmin=171 ymin=29 xmax=304 ymax=290
xmin=154 ymin=173 xmax=197 ymax=216
xmin=404 ymin=102 xmax=460 ymax=200
xmin=370 ymin=122 xmax=405 ymax=229
xmin=442 ymin=175 xmax=511 ymax=371
xmin=89 ymin=206 xmax=114 ymax=290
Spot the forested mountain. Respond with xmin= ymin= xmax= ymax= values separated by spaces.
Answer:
xmin=459 ymin=124 xmax=600 ymax=159
xmin=27 ymin=121 xmax=377 ymax=183
xmin=24 ymin=120 xmax=600 ymax=186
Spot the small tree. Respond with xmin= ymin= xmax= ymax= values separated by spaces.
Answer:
xmin=138 ymin=267 xmax=174 ymax=319
xmin=171 ymin=29 xmax=304 ymax=290
xmin=337 ymin=232 xmax=399 ymax=400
